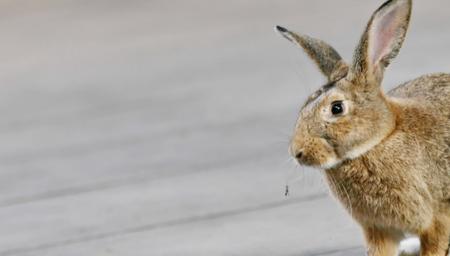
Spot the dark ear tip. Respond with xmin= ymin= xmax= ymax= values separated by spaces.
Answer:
xmin=275 ymin=25 xmax=288 ymax=33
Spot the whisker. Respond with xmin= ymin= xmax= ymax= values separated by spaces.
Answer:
xmin=283 ymin=158 xmax=304 ymax=197
xmin=327 ymin=172 xmax=354 ymax=218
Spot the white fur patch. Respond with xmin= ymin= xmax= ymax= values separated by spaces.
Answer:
xmin=320 ymin=156 xmax=342 ymax=169
xmin=399 ymin=237 xmax=420 ymax=256
xmin=344 ymin=134 xmax=385 ymax=159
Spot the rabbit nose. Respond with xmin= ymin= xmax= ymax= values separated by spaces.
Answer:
xmin=295 ymin=151 xmax=303 ymax=160
xmin=289 ymin=144 xmax=304 ymax=160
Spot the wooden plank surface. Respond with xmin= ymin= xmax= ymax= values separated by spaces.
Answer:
xmin=0 ymin=0 xmax=448 ymax=255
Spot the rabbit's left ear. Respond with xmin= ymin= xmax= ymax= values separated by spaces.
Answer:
xmin=350 ymin=0 xmax=412 ymax=85
xmin=276 ymin=26 xmax=348 ymax=82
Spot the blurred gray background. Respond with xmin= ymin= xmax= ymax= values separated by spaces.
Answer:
xmin=0 ymin=0 xmax=449 ymax=255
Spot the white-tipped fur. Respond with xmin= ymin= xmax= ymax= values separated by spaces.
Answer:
xmin=320 ymin=156 xmax=342 ymax=170
xmin=344 ymin=132 xmax=388 ymax=159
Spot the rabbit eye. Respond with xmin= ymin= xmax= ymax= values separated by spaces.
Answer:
xmin=331 ymin=101 xmax=344 ymax=115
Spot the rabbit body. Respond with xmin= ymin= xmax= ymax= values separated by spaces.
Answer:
xmin=326 ymin=73 xmax=450 ymax=234
xmin=276 ymin=0 xmax=450 ymax=254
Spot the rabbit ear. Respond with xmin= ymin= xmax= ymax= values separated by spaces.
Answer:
xmin=276 ymin=26 xmax=348 ymax=82
xmin=350 ymin=0 xmax=412 ymax=85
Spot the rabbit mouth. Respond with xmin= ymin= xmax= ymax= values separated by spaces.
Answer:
xmin=294 ymin=147 xmax=342 ymax=170
xmin=295 ymin=154 xmax=342 ymax=170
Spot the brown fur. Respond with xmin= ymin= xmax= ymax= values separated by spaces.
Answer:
xmin=276 ymin=27 xmax=348 ymax=82
xmin=277 ymin=0 xmax=450 ymax=255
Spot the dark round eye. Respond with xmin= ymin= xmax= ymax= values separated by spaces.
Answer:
xmin=331 ymin=101 xmax=344 ymax=115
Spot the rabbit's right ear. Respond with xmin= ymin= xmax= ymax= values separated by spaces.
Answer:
xmin=350 ymin=0 xmax=412 ymax=86
xmin=275 ymin=26 xmax=348 ymax=82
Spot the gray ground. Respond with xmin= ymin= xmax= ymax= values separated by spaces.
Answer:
xmin=0 ymin=0 xmax=449 ymax=255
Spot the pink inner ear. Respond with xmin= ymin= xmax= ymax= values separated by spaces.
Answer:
xmin=369 ymin=8 xmax=401 ymax=66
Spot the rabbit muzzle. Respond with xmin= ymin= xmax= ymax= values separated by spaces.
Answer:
xmin=290 ymin=134 xmax=340 ymax=169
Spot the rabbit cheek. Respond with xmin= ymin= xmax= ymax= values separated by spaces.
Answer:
xmin=324 ymin=121 xmax=353 ymax=155
xmin=303 ymin=138 xmax=339 ymax=169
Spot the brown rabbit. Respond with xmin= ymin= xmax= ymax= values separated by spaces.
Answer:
xmin=276 ymin=0 xmax=450 ymax=255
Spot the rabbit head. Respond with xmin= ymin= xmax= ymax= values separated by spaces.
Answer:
xmin=277 ymin=0 xmax=412 ymax=169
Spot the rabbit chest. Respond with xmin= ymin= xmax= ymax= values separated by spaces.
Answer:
xmin=324 ymin=151 xmax=435 ymax=232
